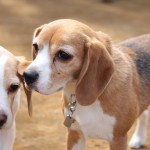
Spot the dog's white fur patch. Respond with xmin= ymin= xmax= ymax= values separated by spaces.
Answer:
xmin=72 ymin=137 xmax=85 ymax=150
xmin=64 ymin=99 xmax=116 ymax=142
xmin=27 ymin=44 xmax=52 ymax=94
xmin=0 ymin=122 xmax=16 ymax=150
xmin=75 ymin=101 xmax=115 ymax=141
xmin=129 ymin=109 xmax=149 ymax=148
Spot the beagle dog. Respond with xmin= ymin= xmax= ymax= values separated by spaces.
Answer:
xmin=23 ymin=19 xmax=150 ymax=150
xmin=0 ymin=46 xmax=31 ymax=150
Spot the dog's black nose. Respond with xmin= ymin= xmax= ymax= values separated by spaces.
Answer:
xmin=0 ymin=114 xmax=7 ymax=128
xmin=23 ymin=71 xmax=39 ymax=85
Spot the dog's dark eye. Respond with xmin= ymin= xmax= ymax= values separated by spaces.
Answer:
xmin=57 ymin=51 xmax=72 ymax=61
xmin=33 ymin=43 xmax=39 ymax=53
xmin=8 ymin=84 xmax=20 ymax=93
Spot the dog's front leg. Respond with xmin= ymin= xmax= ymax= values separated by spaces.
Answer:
xmin=67 ymin=129 xmax=85 ymax=150
xmin=129 ymin=109 xmax=149 ymax=148
xmin=109 ymin=135 xmax=127 ymax=150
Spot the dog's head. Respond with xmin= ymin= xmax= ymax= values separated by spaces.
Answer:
xmin=0 ymin=46 xmax=31 ymax=130
xmin=23 ymin=19 xmax=114 ymax=105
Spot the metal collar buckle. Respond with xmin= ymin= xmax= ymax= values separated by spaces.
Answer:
xmin=64 ymin=94 xmax=76 ymax=128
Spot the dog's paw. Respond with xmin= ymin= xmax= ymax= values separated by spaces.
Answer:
xmin=129 ymin=135 xmax=145 ymax=149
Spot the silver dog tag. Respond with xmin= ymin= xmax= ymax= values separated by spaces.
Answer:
xmin=64 ymin=116 xmax=75 ymax=128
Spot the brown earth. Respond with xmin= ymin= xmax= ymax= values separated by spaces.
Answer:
xmin=0 ymin=0 xmax=150 ymax=149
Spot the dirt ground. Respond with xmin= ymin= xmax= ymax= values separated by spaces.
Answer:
xmin=0 ymin=0 xmax=150 ymax=149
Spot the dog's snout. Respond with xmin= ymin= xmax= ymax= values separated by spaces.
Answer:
xmin=0 ymin=114 xmax=7 ymax=128
xmin=23 ymin=71 xmax=39 ymax=85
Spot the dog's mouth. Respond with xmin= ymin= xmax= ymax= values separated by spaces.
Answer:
xmin=25 ymin=83 xmax=47 ymax=94
xmin=25 ymin=83 xmax=37 ymax=92
xmin=25 ymin=80 xmax=64 ymax=95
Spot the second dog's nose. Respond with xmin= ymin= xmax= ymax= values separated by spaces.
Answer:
xmin=0 ymin=114 xmax=7 ymax=128
xmin=23 ymin=71 xmax=39 ymax=85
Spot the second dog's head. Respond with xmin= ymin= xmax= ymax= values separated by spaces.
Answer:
xmin=0 ymin=46 xmax=31 ymax=130
xmin=23 ymin=19 xmax=114 ymax=105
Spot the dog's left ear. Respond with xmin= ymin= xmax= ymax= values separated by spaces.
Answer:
xmin=75 ymin=38 xmax=115 ymax=106
xmin=17 ymin=60 xmax=32 ymax=117
xmin=32 ymin=24 xmax=45 ymax=60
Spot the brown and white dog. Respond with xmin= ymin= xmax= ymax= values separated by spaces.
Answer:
xmin=0 ymin=46 xmax=31 ymax=150
xmin=23 ymin=19 xmax=150 ymax=150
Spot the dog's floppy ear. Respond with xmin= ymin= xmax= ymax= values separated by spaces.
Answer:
xmin=32 ymin=25 xmax=45 ymax=59
xmin=75 ymin=39 xmax=114 ymax=105
xmin=17 ymin=60 xmax=32 ymax=117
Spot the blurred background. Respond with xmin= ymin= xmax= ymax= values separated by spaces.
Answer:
xmin=0 ymin=0 xmax=150 ymax=149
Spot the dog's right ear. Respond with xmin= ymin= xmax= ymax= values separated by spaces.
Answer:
xmin=17 ymin=61 xmax=33 ymax=117
xmin=32 ymin=25 xmax=45 ymax=59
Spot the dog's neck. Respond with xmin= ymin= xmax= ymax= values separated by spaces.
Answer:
xmin=63 ymin=80 xmax=77 ymax=103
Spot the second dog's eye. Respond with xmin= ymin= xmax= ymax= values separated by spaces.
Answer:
xmin=57 ymin=51 xmax=72 ymax=61
xmin=33 ymin=43 xmax=39 ymax=53
xmin=8 ymin=84 xmax=20 ymax=93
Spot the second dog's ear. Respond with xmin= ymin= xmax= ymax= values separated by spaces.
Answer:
xmin=17 ymin=60 xmax=33 ymax=117
xmin=18 ymin=61 xmax=31 ymax=76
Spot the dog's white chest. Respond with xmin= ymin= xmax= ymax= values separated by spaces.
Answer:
xmin=65 ymin=100 xmax=116 ymax=142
